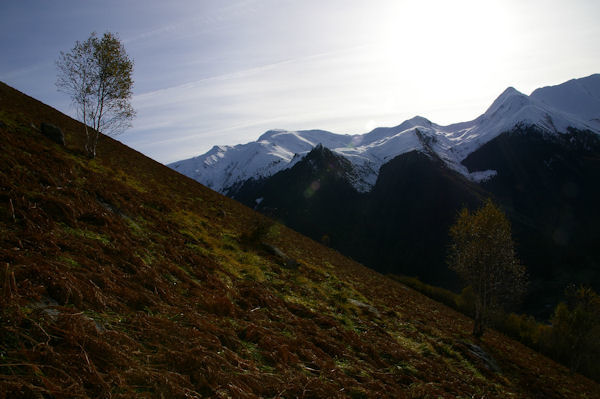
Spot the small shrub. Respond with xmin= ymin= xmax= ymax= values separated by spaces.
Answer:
xmin=548 ymin=286 xmax=600 ymax=379
xmin=495 ymin=312 xmax=546 ymax=348
xmin=241 ymin=217 xmax=277 ymax=246
xmin=456 ymin=286 xmax=476 ymax=317
xmin=392 ymin=275 xmax=459 ymax=310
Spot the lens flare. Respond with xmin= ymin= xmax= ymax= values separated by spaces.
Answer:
xmin=303 ymin=180 xmax=321 ymax=198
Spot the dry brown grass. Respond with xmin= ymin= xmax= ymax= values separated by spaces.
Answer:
xmin=1 ymin=81 xmax=599 ymax=398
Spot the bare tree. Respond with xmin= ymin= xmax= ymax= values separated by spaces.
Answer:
xmin=56 ymin=32 xmax=135 ymax=158
xmin=448 ymin=199 xmax=527 ymax=338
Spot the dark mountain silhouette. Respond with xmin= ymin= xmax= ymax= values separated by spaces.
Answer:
xmin=463 ymin=126 xmax=600 ymax=314
xmin=233 ymin=127 xmax=600 ymax=317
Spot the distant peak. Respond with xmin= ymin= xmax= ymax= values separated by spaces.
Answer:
xmin=528 ymin=74 xmax=600 ymax=129
xmin=308 ymin=143 xmax=331 ymax=157
xmin=484 ymin=86 xmax=529 ymax=117
xmin=207 ymin=144 xmax=229 ymax=153
xmin=307 ymin=143 xmax=334 ymax=158
xmin=498 ymin=86 xmax=523 ymax=98
xmin=407 ymin=115 xmax=432 ymax=125
xmin=390 ymin=115 xmax=433 ymax=133
xmin=531 ymin=73 xmax=600 ymax=96
xmin=258 ymin=129 xmax=288 ymax=141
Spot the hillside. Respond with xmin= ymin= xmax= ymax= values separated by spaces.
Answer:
xmin=1 ymin=81 xmax=599 ymax=398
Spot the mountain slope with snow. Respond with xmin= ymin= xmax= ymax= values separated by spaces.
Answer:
xmin=169 ymin=129 xmax=355 ymax=193
xmin=530 ymin=74 xmax=600 ymax=130
xmin=169 ymin=74 xmax=600 ymax=193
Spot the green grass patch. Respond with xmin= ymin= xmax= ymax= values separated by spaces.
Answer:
xmin=62 ymin=225 xmax=111 ymax=245
xmin=58 ymin=255 xmax=80 ymax=268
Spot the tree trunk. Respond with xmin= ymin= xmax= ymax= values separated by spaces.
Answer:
xmin=473 ymin=316 xmax=484 ymax=338
xmin=83 ymin=101 xmax=92 ymax=158
xmin=90 ymin=130 xmax=99 ymax=159
xmin=84 ymin=124 xmax=92 ymax=158
xmin=473 ymin=298 xmax=484 ymax=338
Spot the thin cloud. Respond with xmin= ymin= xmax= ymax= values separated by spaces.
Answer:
xmin=3 ymin=1 xmax=599 ymax=165
xmin=123 ymin=0 xmax=261 ymax=44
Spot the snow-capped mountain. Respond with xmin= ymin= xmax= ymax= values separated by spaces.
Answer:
xmin=169 ymin=129 xmax=353 ymax=193
xmin=530 ymin=74 xmax=600 ymax=131
xmin=169 ymin=74 xmax=600 ymax=194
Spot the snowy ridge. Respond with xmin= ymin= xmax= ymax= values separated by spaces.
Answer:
xmin=169 ymin=129 xmax=354 ymax=193
xmin=169 ymin=74 xmax=600 ymax=193
xmin=530 ymin=74 xmax=600 ymax=131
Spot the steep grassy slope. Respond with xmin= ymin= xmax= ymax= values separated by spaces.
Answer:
xmin=1 ymin=81 xmax=599 ymax=398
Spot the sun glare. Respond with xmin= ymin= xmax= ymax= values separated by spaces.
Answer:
xmin=359 ymin=0 xmax=516 ymax=123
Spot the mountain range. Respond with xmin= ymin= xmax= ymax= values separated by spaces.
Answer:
xmin=170 ymin=74 xmax=600 ymax=194
xmin=170 ymin=74 xmax=600 ymax=316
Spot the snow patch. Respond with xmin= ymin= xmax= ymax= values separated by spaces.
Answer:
xmin=468 ymin=170 xmax=498 ymax=183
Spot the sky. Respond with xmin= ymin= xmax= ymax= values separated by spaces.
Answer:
xmin=1 ymin=1 xmax=599 ymax=164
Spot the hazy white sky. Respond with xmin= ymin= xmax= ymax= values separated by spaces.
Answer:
xmin=1 ymin=0 xmax=598 ymax=163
